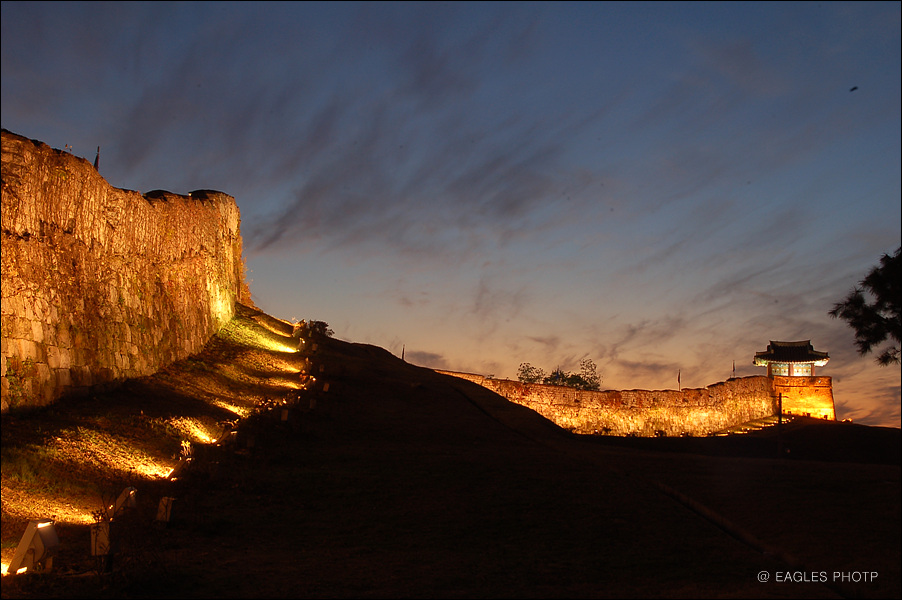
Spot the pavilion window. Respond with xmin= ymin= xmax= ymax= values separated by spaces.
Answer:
xmin=791 ymin=363 xmax=812 ymax=376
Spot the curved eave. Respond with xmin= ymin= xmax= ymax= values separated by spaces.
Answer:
xmin=754 ymin=358 xmax=829 ymax=367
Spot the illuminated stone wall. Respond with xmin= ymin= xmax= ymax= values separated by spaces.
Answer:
xmin=1 ymin=130 xmax=253 ymax=411
xmin=773 ymin=376 xmax=835 ymax=420
xmin=439 ymin=371 xmax=785 ymax=437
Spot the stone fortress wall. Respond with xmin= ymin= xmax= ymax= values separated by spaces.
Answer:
xmin=1 ymin=130 xmax=252 ymax=411
xmin=439 ymin=371 xmax=834 ymax=437
xmin=1 ymin=128 xmax=835 ymax=432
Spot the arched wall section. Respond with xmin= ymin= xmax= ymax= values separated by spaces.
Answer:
xmin=439 ymin=370 xmax=786 ymax=436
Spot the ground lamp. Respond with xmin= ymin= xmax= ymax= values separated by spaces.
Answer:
xmin=167 ymin=457 xmax=193 ymax=480
xmin=112 ymin=486 xmax=137 ymax=516
xmin=7 ymin=520 xmax=59 ymax=575
xmin=91 ymin=487 xmax=136 ymax=571
xmin=156 ymin=497 xmax=176 ymax=525
xmin=90 ymin=518 xmax=116 ymax=568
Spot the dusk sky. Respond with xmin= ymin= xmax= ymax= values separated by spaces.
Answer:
xmin=2 ymin=2 xmax=899 ymax=427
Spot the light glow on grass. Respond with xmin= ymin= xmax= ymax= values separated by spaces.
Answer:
xmin=267 ymin=373 xmax=303 ymax=391
xmin=53 ymin=428 xmax=172 ymax=479
xmin=210 ymin=398 xmax=251 ymax=418
xmin=256 ymin=337 xmax=299 ymax=354
xmin=168 ymin=417 xmax=217 ymax=444
xmin=254 ymin=316 xmax=295 ymax=338
xmin=218 ymin=319 xmax=298 ymax=354
xmin=0 ymin=483 xmax=96 ymax=528
xmin=270 ymin=355 xmax=303 ymax=374
xmin=2 ymin=307 xmax=317 ymax=573
xmin=1 ymin=562 xmax=25 ymax=576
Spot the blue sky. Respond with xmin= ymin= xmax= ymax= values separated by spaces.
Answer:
xmin=2 ymin=1 xmax=899 ymax=426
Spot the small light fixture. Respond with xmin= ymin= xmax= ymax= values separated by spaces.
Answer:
xmin=155 ymin=497 xmax=176 ymax=524
xmin=111 ymin=487 xmax=137 ymax=517
xmin=7 ymin=520 xmax=59 ymax=575
xmin=167 ymin=457 xmax=193 ymax=480
xmin=90 ymin=518 xmax=116 ymax=561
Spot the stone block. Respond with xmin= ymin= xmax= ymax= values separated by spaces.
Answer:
xmin=14 ymin=338 xmax=43 ymax=362
xmin=46 ymin=345 xmax=61 ymax=369
xmin=23 ymin=298 xmax=35 ymax=321
xmin=54 ymin=368 xmax=72 ymax=388
xmin=69 ymin=366 xmax=92 ymax=387
xmin=0 ymin=294 xmax=16 ymax=316
xmin=56 ymin=346 xmax=71 ymax=369
xmin=55 ymin=324 xmax=71 ymax=347
xmin=29 ymin=319 xmax=46 ymax=342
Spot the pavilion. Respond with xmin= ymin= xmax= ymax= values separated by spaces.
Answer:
xmin=753 ymin=340 xmax=834 ymax=420
xmin=753 ymin=340 xmax=829 ymax=377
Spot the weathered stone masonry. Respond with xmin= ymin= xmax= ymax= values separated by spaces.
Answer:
xmin=1 ymin=130 xmax=252 ymax=411
xmin=439 ymin=371 xmax=814 ymax=437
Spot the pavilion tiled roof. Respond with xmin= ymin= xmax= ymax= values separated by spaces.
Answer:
xmin=754 ymin=340 xmax=829 ymax=365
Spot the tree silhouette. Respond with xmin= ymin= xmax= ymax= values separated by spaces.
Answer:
xmin=577 ymin=358 xmax=601 ymax=390
xmin=829 ymin=246 xmax=901 ymax=365
xmin=517 ymin=362 xmax=545 ymax=384
xmin=543 ymin=367 xmax=571 ymax=387
xmin=518 ymin=359 xmax=601 ymax=390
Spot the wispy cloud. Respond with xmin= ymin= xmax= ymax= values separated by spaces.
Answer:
xmin=404 ymin=349 xmax=449 ymax=371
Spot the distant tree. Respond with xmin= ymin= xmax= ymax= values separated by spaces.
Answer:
xmin=309 ymin=320 xmax=334 ymax=338
xmin=541 ymin=359 xmax=601 ymax=391
xmin=517 ymin=362 xmax=545 ymax=384
xmin=543 ymin=367 xmax=570 ymax=387
xmin=829 ymin=246 xmax=901 ymax=365
xmin=577 ymin=358 xmax=601 ymax=391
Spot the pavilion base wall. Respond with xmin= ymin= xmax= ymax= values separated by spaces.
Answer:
xmin=772 ymin=376 xmax=835 ymax=420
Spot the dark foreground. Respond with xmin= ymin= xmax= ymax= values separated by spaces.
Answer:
xmin=2 ymin=306 xmax=899 ymax=599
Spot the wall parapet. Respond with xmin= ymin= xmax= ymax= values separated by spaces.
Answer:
xmin=1 ymin=130 xmax=252 ymax=411
xmin=438 ymin=370 xmax=785 ymax=437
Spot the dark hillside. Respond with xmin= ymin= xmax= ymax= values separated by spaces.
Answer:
xmin=586 ymin=416 xmax=901 ymax=465
xmin=2 ymin=304 xmax=899 ymax=599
